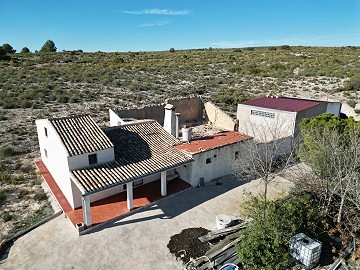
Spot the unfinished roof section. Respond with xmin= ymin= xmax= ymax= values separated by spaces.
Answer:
xmin=50 ymin=115 xmax=114 ymax=156
xmin=174 ymin=131 xmax=252 ymax=154
xmin=240 ymin=96 xmax=322 ymax=112
xmin=71 ymin=120 xmax=193 ymax=194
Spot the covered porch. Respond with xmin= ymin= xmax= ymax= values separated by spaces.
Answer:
xmin=36 ymin=160 xmax=191 ymax=229
xmin=69 ymin=177 xmax=191 ymax=227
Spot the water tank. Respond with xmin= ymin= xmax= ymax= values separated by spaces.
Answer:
xmin=289 ymin=233 xmax=322 ymax=269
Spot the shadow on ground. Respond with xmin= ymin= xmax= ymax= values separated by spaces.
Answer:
xmin=87 ymin=175 xmax=247 ymax=234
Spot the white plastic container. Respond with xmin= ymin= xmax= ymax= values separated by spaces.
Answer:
xmin=215 ymin=214 xmax=232 ymax=229
xmin=289 ymin=233 xmax=322 ymax=269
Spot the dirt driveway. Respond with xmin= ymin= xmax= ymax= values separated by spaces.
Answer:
xmin=1 ymin=175 xmax=293 ymax=270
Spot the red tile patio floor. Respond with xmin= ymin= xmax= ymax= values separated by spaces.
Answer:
xmin=35 ymin=160 xmax=191 ymax=227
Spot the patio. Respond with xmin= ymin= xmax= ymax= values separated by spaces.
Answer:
xmin=36 ymin=160 xmax=191 ymax=228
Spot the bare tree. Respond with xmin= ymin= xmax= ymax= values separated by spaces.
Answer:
xmin=231 ymin=115 xmax=299 ymax=210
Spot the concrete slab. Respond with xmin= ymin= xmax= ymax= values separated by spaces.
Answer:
xmin=1 ymin=175 xmax=294 ymax=270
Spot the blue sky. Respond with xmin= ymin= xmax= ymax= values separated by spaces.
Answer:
xmin=1 ymin=0 xmax=359 ymax=52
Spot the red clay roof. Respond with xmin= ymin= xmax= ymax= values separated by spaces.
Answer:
xmin=240 ymin=96 xmax=323 ymax=112
xmin=174 ymin=131 xmax=251 ymax=154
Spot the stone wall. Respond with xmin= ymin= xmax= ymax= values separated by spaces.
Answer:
xmin=166 ymin=96 xmax=204 ymax=125
xmin=114 ymin=96 xmax=204 ymax=125
xmin=204 ymin=102 xmax=235 ymax=131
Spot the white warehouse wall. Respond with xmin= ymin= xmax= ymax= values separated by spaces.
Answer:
xmin=237 ymin=105 xmax=296 ymax=142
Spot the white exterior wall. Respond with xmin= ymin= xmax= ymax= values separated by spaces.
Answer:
xmin=68 ymin=148 xmax=114 ymax=171
xmin=178 ymin=141 xmax=251 ymax=187
xmin=237 ymin=105 xmax=296 ymax=142
xmin=36 ymin=120 xmax=78 ymax=209
xmin=86 ymin=171 xmax=175 ymax=204
xmin=88 ymin=185 xmax=124 ymax=203
xmin=326 ymin=102 xmax=341 ymax=116
xmin=109 ymin=109 xmax=122 ymax=127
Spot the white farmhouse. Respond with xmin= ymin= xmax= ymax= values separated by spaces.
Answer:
xmin=36 ymin=115 xmax=193 ymax=229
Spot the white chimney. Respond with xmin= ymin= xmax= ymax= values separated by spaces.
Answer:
xmin=175 ymin=112 xmax=180 ymax=139
xmin=164 ymin=104 xmax=176 ymax=136
xmin=182 ymin=125 xmax=192 ymax=142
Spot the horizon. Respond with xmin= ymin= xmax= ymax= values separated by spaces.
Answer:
xmin=1 ymin=0 xmax=360 ymax=53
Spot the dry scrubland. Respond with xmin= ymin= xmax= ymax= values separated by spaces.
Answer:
xmin=0 ymin=46 xmax=360 ymax=239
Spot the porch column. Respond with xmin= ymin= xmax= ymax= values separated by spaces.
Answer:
xmin=161 ymin=171 xmax=167 ymax=196
xmin=126 ymin=182 xmax=133 ymax=210
xmin=82 ymin=196 xmax=92 ymax=227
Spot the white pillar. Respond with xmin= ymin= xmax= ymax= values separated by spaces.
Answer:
xmin=82 ymin=196 xmax=92 ymax=227
xmin=126 ymin=182 xmax=133 ymax=210
xmin=161 ymin=171 xmax=167 ymax=196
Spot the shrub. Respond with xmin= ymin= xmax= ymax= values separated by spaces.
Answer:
xmin=34 ymin=190 xmax=47 ymax=201
xmin=18 ymin=189 xmax=30 ymax=199
xmin=0 ymin=191 xmax=6 ymax=203
xmin=347 ymin=99 xmax=357 ymax=108
xmin=0 ymin=145 xmax=15 ymax=157
xmin=0 ymin=172 xmax=12 ymax=184
xmin=2 ymin=212 xmax=12 ymax=222
xmin=236 ymin=192 xmax=325 ymax=269
xmin=169 ymin=48 xmax=175 ymax=53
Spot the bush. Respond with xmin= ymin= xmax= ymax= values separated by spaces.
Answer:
xmin=347 ymin=99 xmax=357 ymax=108
xmin=2 ymin=212 xmax=12 ymax=222
xmin=169 ymin=48 xmax=175 ymax=53
xmin=18 ymin=189 xmax=30 ymax=199
xmin=0 ymin=172 xmax=12 ymax=184
xmin=34 ymin=190 xmax=47 ymax=201
xmin=0 ymin=145 xmax=15 ymax=157
xmin=236 ymin=191 xmax=325 ymax=269
xmin=0 ymin=191 xmax=6 ymax=203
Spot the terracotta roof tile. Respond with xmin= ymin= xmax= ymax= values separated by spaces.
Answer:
xmin=240 ymin=96 xmax=322 ymax=112
xmin=174 ymin=131 xmax=252 ymax=154
xmin=50 ymin=115 xmax=113 ymax=156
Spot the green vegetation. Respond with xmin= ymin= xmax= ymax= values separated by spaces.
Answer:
xmin=21 ymin=47 xmax=30 ymax=54
xmin=34 ymin=189 xmax=47 ymax=201
xmin=0 ymin=46 xmax=358 ymax=111
xmin=40 ymin=39 xmax=57 ymax=53
xmin=237 ymin=191 xmax=325 ymax=269
xmin=7 ymin=205 xmax=52 ymax=237
xmin=2 ymin=212 xmax=12 ymax=222
xmin=298 ymin=114 xmax=360 ymax=262
xmin=0 ymin=145 xmax=15 ymax=157
xmin=0 ymin=191 xmax=6 ymax=204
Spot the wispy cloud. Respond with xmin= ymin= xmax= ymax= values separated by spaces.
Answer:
xmin=119 ymin=8 xmax=191 ymax=16
xmin=138 ymin=20 xmax=172 ymax=27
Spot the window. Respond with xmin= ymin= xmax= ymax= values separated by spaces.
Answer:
xmin=88 ymin=154 xmax=97 ymax=165
xmin=133 ymin=179 xmax=143 ymax=186
xmin=44 ymin=149 xmax=48 ymax=158
xmin=251 ymin=110 xmax=275 ymax=118
xmin=206 ymin=158 xmax=212 ymax=164
xmin=44 ymin=127 xmax=48 ymax=137
xmin=235 ymin=151 xmax=239 ymax=159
